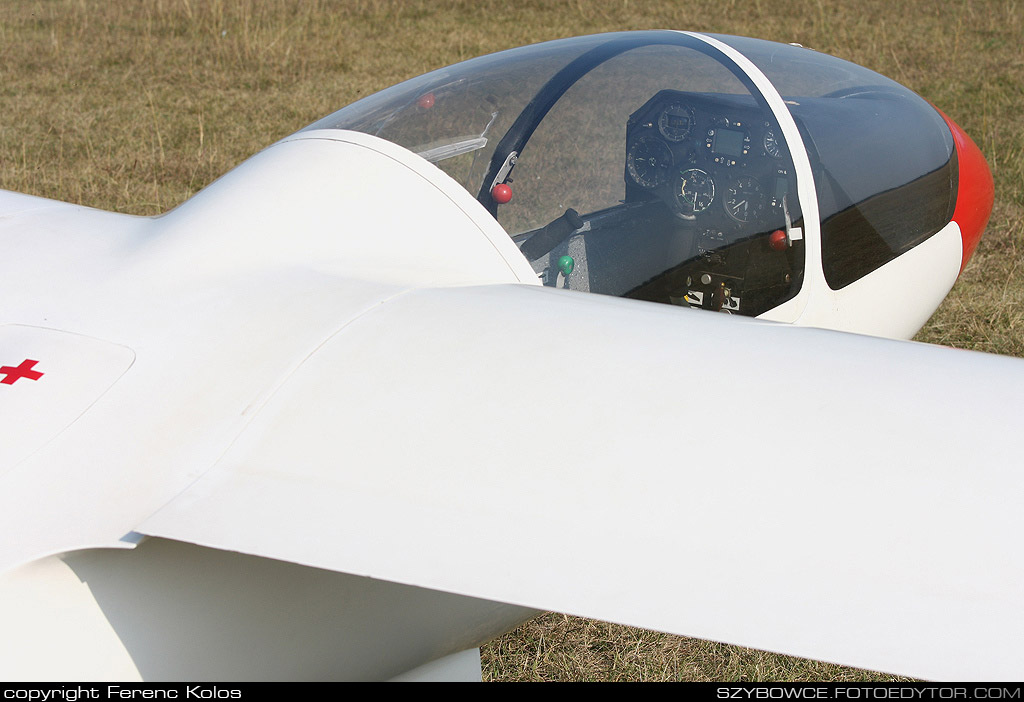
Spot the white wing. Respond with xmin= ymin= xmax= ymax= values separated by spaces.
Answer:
xmin=137 ymin=282 xmax=1024 ymax=682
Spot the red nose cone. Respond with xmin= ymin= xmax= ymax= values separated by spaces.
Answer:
xmin=936 ymin=108 xmax=994 ymax=273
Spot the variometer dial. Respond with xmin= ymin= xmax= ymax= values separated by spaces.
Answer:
xmin=724 ymin=175 xmax=766 ymax=223
xmin=627 ymin=137 xmax=674 ymax=189
xmin=676 ymin=168 xmax=715 ymax=216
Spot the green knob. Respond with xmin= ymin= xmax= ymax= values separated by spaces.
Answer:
xmin=557 ymin=255 xmax=575 ymax=276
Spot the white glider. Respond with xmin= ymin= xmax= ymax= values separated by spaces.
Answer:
xmin=1 ymin=31 xmax=1012 ymax=682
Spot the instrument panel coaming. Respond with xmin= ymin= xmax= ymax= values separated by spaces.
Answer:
xmin=622 ymin=89 xmax=802 ymax=316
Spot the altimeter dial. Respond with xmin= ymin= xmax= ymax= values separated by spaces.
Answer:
xmin=627 ymin=137 xmax=674 ymax=189
xmin=658 ymin=103 xmax=695 ymax=141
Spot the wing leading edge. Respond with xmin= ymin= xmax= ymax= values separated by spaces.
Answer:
xmin=138 ymin=283 xmax=1024 ymax=681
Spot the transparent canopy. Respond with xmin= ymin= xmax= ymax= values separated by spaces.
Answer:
xmin=306 ymin=31 xmax=956 ymax=313
xmin=711 ymin=35 xmax=956 ymax=290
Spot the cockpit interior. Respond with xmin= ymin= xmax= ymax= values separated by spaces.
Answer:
xmin=304 ymin=31 xmax=956 ymax=320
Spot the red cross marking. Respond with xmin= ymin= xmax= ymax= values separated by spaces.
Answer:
xmin=1 ymin=359 xmax=44 ymax=385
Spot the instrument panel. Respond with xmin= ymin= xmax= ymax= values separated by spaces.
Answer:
xmin=624 ymin=90 xmax=793 ymax=229
xmin=621 ymin=90 xmax=801 ymax=316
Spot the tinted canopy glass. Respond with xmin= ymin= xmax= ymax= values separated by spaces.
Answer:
xmin=713 ymin=36 xmax=957 ymax=289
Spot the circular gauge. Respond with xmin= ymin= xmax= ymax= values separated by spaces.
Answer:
xmin=676 ymin=168 xmax=715 ymax=215
xmin=658 ymin=103 xmax=695 ymax=142
xmin=724 ymin=176 xmax=766 ymax=223
xmin=627 ymin=137 xmax=674 ymax=189
xmin=763 ymin=128 xmax=783 ymax=158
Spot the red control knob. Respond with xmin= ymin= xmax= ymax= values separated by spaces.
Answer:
xmin=417 ymin=92 xmax=435 ymax=109
xmin=769 ymin=229 xmax=788 ymax=252
xmin=491 ymin=183 xmax=512 ymax=204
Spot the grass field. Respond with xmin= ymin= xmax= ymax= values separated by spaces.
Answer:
xmin=1 ymin=0 xmax=1021 ymax=682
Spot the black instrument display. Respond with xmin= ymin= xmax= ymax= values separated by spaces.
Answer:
xmin=624 ymin=90 xmax=792 ymax=224
xmin=621 ymin=90 xmax=801 ymax=317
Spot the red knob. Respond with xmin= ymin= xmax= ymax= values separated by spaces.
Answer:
xmin=417 ymin=93 xmax=435 ymax=109
xmin=769 ymin=229 xmax=788 ymax=252
xmin=491 ymin=183 xmax=512 ymax=204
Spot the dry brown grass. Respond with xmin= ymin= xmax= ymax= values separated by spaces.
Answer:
xmin=1 ymin=0 xmax=1020 ymax=682
xmin=483 ymin=614 xmax=914 ymax=682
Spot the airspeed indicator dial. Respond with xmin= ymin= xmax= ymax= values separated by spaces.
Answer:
xmin=676 ymin=168 xmax=715 ymax=216
xmin=627 ymin=137 xmax=674 ymax=189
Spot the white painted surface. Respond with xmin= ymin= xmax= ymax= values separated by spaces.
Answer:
xmin=139 ymin=132 xmax=538 ymax=290
xmin=0 ymin=325 xmax=135 ymax=472
xmin=764 ymin=221 xmax=963 ymax=339
xmin=821 ymin=221 xmax=962 ymax=338
xmin=141 ymin=283 xmax=1024 ymax=682
xmin=0 ymin=555 xmax=141 ymax=682
xmin=279 ymin=129 xmax=539 ymax=288
xmin=0 ymin=540 xmax=533 ymax=681
xmin=0 ymin=134 xmax=532 ymax=572
xmin=389 ymin=648 xmax=482 ymax=682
